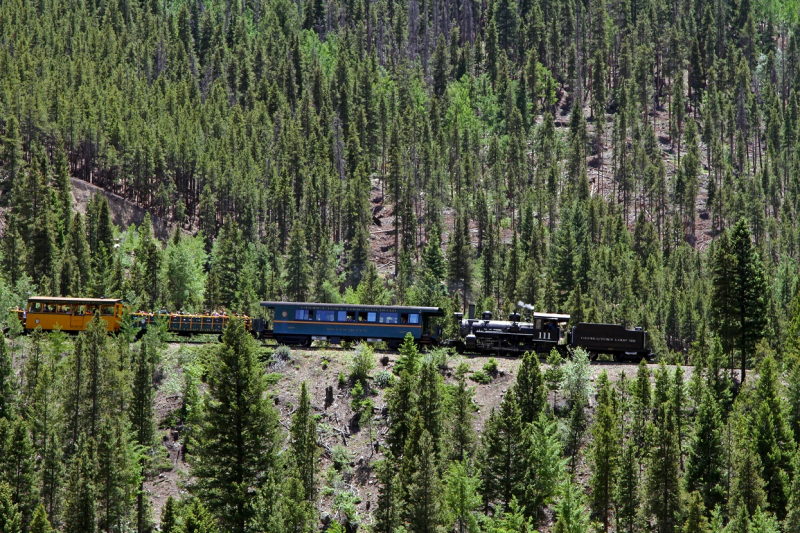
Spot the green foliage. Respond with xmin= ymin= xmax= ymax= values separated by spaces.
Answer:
xmin=394 ymin=333 xmax=421 ymax=376
xmin=190 ymin=319 xmax=282 ymax=532
xmin=349 ymin=343 xmax=376 ymax=384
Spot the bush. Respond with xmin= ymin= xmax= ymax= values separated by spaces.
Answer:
xmin=427 ymin=348 xmax=449 ymax=371
xmin=331 ymin=445 xmax=354 ymax=473
xmin=373 ymin=370 xmax=394 ymax=389
xmin=483 ymin=357 xmax=499 ymax=376
xmin=264 ymin=373 xmax=283 ymax=387
xmin=349 ymin=343 xmax=376 ymax=383
xmin=338 ymin=372 xmax=347 ymax=388
xmin=274 ymin=345 xmax=292 ymax=361
xmin=470 ymin=370 xmax=492 ymax=384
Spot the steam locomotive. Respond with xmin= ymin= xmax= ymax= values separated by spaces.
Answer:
xmin=448 ymin=305 xmax=651 ymax=361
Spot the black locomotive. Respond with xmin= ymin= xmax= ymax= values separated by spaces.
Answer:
xmin=448 ymin=305 xmax=651 ymax=361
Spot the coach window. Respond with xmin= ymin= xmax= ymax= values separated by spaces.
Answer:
xmin=85 ymin=305 xmax=97 ymax=315
xmin=317 ymin=310 xmax=335 ymax=321
xmin=295 ymin=309 xmax=310 ymax=320
xmin=367 ymin=312 xmax=377 ymax=322
xmin=100 ymin=305 xmax=115 ymax=316
xmin=337 ymin=311 xmax=347 ymax=322
xmin=380 ymin=312 xmax=399 ymax=324
xmin=30 ymin=302 xmax=42 ymax=313
xmin=58 ymin=304 xmax=71 ymax=314
xmin=406 ymin=313 xmax=420 ymax=324
xmin=75 ymin=305 xmax=85 ymax=315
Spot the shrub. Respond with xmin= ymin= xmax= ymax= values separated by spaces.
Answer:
xmin=483 ymin=357 xmax=499 ymax=376
xmin=338 ymin=372 xmax=347 ymax=387
xmin=264 ymin=373 xmax=283 ymax=387
xmin=373 ymin=370 xmax=394 ymax=389
xmin=331 ymin=445 xmax=354 ymax=473
xmin=470 ymin=370 xmax=492 ymax=384
xmin=274 ymin=345 xmax=292 ymax=361
xmin=349 ymin=343 xmax=376 ymax=383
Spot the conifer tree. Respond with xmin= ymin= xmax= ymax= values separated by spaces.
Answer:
xmin=290 ymin=382 xmax=317 ymax=502
xmin=190 ymin=318 xmax=282 ymax=533
xmin=683 ymin=492 xmax=709 ymax=533
xmin=443 ymin=460 xmax=481 ymax=533
xmin=523 ymin=414 xmax=566 ymax=523
xmin=403 ymin=430 xmax=444 ymax=533
xmin=645 ymin=400 xmax=682 ymax=533
xmin=552 ymin=481 xmax=591 ymax=533
xmin=590 ymin=373 xmax=621 ymax=532
xmin=63 ymin=438 xmax=98 ymax=533
xmin=284 ymin=222 xmax=311 ymax=302
xmin=386 ymin=369 xmax=417 ymax=458
xmin=448 ymin=363 xmax=476 ymax=462
xmin=29 ymin=504 xmax=53 ymax=533
xmin=479 ymin=393 xmax=523 ymax=509
xmin=616 ymin=438 xmax=640 ymax=533
xmin=685 ymin=389 xmax=725 ymax=512
xmin=160 ymin=496 xmax=178 ymax=533
xmin=4 ymin=417 xmax=38 ymax=530
xmin=0 ymin=336 xmax=13 ymax=420
xmin=180 ymin=499 xmax=219 ymax=533
xmin=515 ymin=351 xmax=547 ymax=425
xmin=0 ymin=482 xmax=21 ymax=533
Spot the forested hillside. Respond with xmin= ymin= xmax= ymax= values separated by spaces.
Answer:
xmin=3 ymin=0 xmax=800 ymax=531
xmin=1 ymin=0 xmax=799 ymax=357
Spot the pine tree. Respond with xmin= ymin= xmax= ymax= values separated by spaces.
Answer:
xmin=443 ymin=461 xmax=481 ymax=533
xmin=63 ymin=438 xmax=98 ymax=533
xmin=284 ymin=222 xmax=311 ymax=302
xmin=515 ymin=351 xmax=547 ymax=425
xmin=730 ymin=423 xmax=766 ymax=517
xmin=683 ymin=492 xmax=708 ymax=533
xmin=180 ymin=499 xmax=219 ymax=533
xmin=133 ymin=214 xmax=163 ymax=308
xmin=616 ymin=439 xmax=640 ymax=533
xmin=386 ymin=369 xmax=417 ymax=458
xmin=590 ymin=373 xmax=621 ymax=532
xmin=209 ymin=217 xmax=243 ymax=308
xmin=374 ymin=458 xmax=400 ymax=533
xmin=523 ymin=414 xmax=566 ymax=523
xmin=29 ymin=504 xmax=53 ymax=533
xmin=290 ymin=382 xmax=317 ymax=502
xmin=403 ymin=430 xmax=444 ymax=533
xmin=4 ymin=417 xmax=38 ymax=530
xmin=190 ymin=318 xmax=282 ymax=533
xmin=160 ymin=496 xmax=178 ymax=533
xmin=479 ymin=393 xmax=523 ymax=509
xmin=645 ymin=402 xmax=682 ymax=533
xmin=685 ymin=389 xmax=725 ymax=512
xmin=0 ymin=336 xmax=14 ymax=420
xmin=448 ymin=363 xmax=476 ymax=462
xmin=552 ymin=481 xmax=591 ymax=533
xmin=0 ymin=482 xmax=21 ymax=533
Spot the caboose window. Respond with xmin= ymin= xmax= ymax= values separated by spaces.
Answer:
xmin=380 ymin=312 xmax=399 ymax=324
xmin=317 ymin=310 xmax=335 ymax=321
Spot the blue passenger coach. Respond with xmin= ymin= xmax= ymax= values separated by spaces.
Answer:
xmin=260 ymin=302 xmax=444 ymax=348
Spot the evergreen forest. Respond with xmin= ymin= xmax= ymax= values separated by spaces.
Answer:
xmin=3 ymin=0 xmax=800 ymax=529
